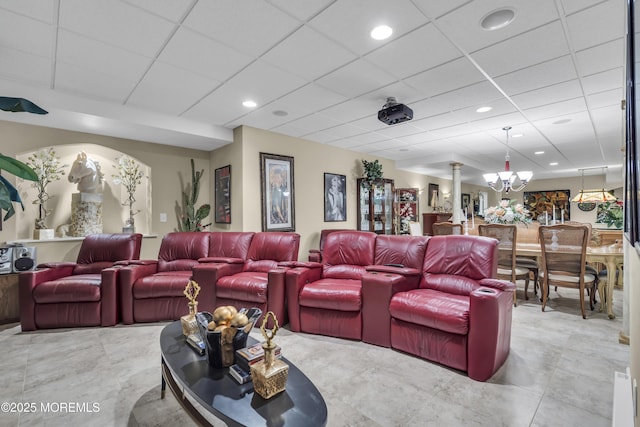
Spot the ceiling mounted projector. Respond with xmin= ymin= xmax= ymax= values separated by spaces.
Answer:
xmin=378 ymin=97 xmax=413 ymax=125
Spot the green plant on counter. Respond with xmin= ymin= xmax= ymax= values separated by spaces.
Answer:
xmin=0 ymin=153 xmax=38 ymax=221
xmin=178 ymin=159 xmax=211 ymax=232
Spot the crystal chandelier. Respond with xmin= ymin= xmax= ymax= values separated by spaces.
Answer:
xmin=482 ymin=126 xmax=533 ymax=193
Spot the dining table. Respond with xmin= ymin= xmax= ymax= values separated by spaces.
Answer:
xmin=515 ymin=242 xmax=623 ymax=319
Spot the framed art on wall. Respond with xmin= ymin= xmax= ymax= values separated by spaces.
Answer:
xmin=214 ymin=165 xmax=231 ymax=224
xmin=324 ymin=173 xmax=346 ymax=222
xmin=523 ymin=190 xmax=570 ymax=222
xmin=461 ymin=193 xmax=471 ymax=211
xmin=428 ymin=183 xmax=439 ymax=209
xmin=396 ymin=188 xmax=418 ymax=234
xmin=260 ymin=153 xmax=295 ymax=232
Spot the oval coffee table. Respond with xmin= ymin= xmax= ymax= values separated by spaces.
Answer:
xmin=160 ymin=321 xmax=327 ymax=426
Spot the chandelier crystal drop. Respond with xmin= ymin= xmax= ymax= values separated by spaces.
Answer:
xmin=483 ymin=126 xmax=532 ymax=194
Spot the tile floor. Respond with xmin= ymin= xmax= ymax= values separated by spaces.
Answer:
xmin=0 ymin=286 xmax=629 ymax=427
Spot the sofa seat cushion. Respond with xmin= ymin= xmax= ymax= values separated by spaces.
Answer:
xmin=33 ymin=274 xmax=102 ymax=303
xmin=216 ymin=272 xmax=268 ymax=303
xmin=134 ymin=271 xmax=193 ymax=299
xmin=390 ymin=289 xmax=469 ymax=335
xmin=299 ymin=279 xmax=361 ymax=311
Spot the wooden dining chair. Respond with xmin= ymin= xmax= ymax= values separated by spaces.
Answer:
xmin=538 ymin=224 xmax=597 ymax=319
xmin=432 ymin=222 xmax=463 ymax=235
xmin=478 ymin=224 xmax=532 ymax=306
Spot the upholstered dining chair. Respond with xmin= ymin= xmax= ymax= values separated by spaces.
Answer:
xmin=478 ymin=224 xmax=532 ymax=306
xmin=432 ymin=222 xmax=463 ymax=235
xmin=538 ymin=224 xmax=597 ymax=319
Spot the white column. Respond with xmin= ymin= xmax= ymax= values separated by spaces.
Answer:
xmin=451 ymin=162 xmax=463 ymax=224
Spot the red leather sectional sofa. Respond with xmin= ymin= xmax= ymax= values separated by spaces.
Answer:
xmin=286 ymin=230 xmax=515 ymax=381
xmin=118 ymin=231 xmax=299 ymax=325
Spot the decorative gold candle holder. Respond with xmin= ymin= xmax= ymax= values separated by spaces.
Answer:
xmin=180 ymin=280 xmax=200 ymax=336
xmin=250 ymin=311 xmax=289 ymax=399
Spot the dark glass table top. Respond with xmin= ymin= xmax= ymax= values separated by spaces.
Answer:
xmin=160 ymin=321 xmax=327 ymax=427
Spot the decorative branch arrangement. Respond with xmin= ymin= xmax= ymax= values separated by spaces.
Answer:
xmin=26 ymin=148 xmax=66 ymax=229
xmin=178 ymin=159 xmax=211 ymax=232
xmin=112 ymin=155 xmax=145 ymax=229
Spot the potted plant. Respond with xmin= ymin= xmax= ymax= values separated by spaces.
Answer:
xmin=596 ymin=200 xmax=623 ymax=229
xmin=178 ymin=159 xmax=211 ymax=231
xmin=0 ymin=153 xmax=38 ymax=221
xmin=112 ymin=155 xmax=145 ymax=233
xmin=25 ymin=148 xmax=66 ymax=239
xmin=362 ymin=159 xmax=383 ymax=187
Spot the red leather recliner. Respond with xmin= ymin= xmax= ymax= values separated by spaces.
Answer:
xmin=286 ymin=231 xmax=377 ymax=340
xmin=195 ymin=232 xmax=300 ymax=328
xmin=19 ymin=233 xmax=143 ymax=331
xmin=384 ymin=235 xmax=514 ymax=381
xmin=119 ymin=231 xmax=210 ymax=324
xmin=308 ymin=229 xmax=353 ymax=262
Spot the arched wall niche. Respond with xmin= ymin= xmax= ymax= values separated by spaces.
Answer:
xmin=16 ymin=143 xmax=152 ymax=239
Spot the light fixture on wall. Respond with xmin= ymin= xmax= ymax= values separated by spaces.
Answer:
xmin=571 ymin=167 xmax=617 ymax=202
xmin=482 ymin=126 xmax=532 ymax=193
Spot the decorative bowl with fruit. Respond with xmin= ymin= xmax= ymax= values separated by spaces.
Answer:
xmin=196 ymin=306 xmax=262 ymax=368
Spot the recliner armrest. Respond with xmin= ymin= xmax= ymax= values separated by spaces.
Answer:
xmin=36 ymin=262 xmax=77 ymax=269
xmin=279 ymin=261 xmax=321 ymax=269
xmin=478 ymin=278 xmax=516 ymax=292
xmin=198 ymin=257 xmax=245 ymax=264
xmin=365 ymin=264 xmax=421 ymax=276
xmin=114 ymin=259 xmax=158 ymax=266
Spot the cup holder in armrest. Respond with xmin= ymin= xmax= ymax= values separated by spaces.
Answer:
xmin=478 ymin=288 xmax=496 ymax=294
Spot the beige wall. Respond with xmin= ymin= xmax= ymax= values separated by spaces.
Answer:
xmin=0 ymin=120 xmax=210 ymax=260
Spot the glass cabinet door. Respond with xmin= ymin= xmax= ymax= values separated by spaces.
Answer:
xmin=357 ymin=178 xmax=394 ymax=234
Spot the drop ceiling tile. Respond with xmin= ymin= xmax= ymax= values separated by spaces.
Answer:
xmin=158 ymin=27 xmax=254 ymax=82
xmin=566 ymin=1 xmax=625 ymax=51
xmin=404 ymin=57 xmax=485 ymax=99
xmin=271 ymin=123 xmax=316 ymax=138
xmin=0 ymin=10 xmax=53 ymax=57
xmin=511 ymin=80 xmax=583 ymax=110
xmin=222 ymin=60 xmax=308 ymax=106
xmin=128 ymin=62 xmax=220 ymax=115
xmin=181 ymin=82 xmax=252 ymax=125
xmin=308 ymin=0 xmax=426 ymax=55
xmin=587 ymin=88 xmax=623 ymax=109
xmin=0 ymin=1 xmax=55 ymax=23
xmin=561 ymin=0 xmax=603 ymax=15
xmin=0 ymin=47 xmax=51 ymax=86
xmin=581 ymin=68 xmax=624 ymax=95
xmin=262 ymin=26 xmax=356 ymax=81
xmin=365 ymin=24 xmax=461 ymax=79
xmin=376 ymin=123 xmax=426 ymax=139
xmin=273 ymin=84 xmax=347 ymax=115
xmin=576 ymin=39 xmax=625 ymax=76
xmin=494 ymin=55 xmax=577 ymax=96
xmin=59 ymin=0 xmax=175 ymax=56
xmin=433 ymin=0 xmax=560 ymax=53
xmin=303 ymin=131 xmax=341 ymax=144
xmin=122 ymin=0 xmax=194 ymax=22
xmin=429 ymin=81 xmax=504 ymax=113
xmin=322 ymin=123 xmax=370 ymax=139
xmin=411 ymin=0 xmax=471 ymax=19
xmin=280 ymin=114 xmax=342 ymax=135
xmin=472 ymin=22 xmax=570 ymax=77
xmin=315 ymin=59 xmax=396 ymax=99
xmin=266 ymin=0 xmax=335 ymax=21
xmin=183 ymin=1 xmax=300 ymax=57
xmin=57 ymin=30 xmax=152 ymax=83
xmin=55 ymin=62 xmax=136 ymax=103
xmin=523 ymin=98 xmax=588 ymax=121
xmin=319 ymin=98 xmax=380 ymax=123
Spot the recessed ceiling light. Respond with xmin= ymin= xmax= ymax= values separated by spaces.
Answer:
xmin=242 ymin=100 xmax=257 ymax=108
xmin=481 ymin=8 xmax=515 ymax=31
xmin=273 ymin=110 xmax=288 ymax=117
xmin=535 ymin=151 xmax=545 ymax=155
xmin=476 ymin=106 xmax=492 ymax=113
xmin=371 ymin=25 xmax=393 ymax=40
xmin=552 ymin=118 xmax=571 ymax=125
xmin=511 ymin=133 xmax=523 ymax=138
xmin=549 ymin=162 xmax=559 ymax=166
